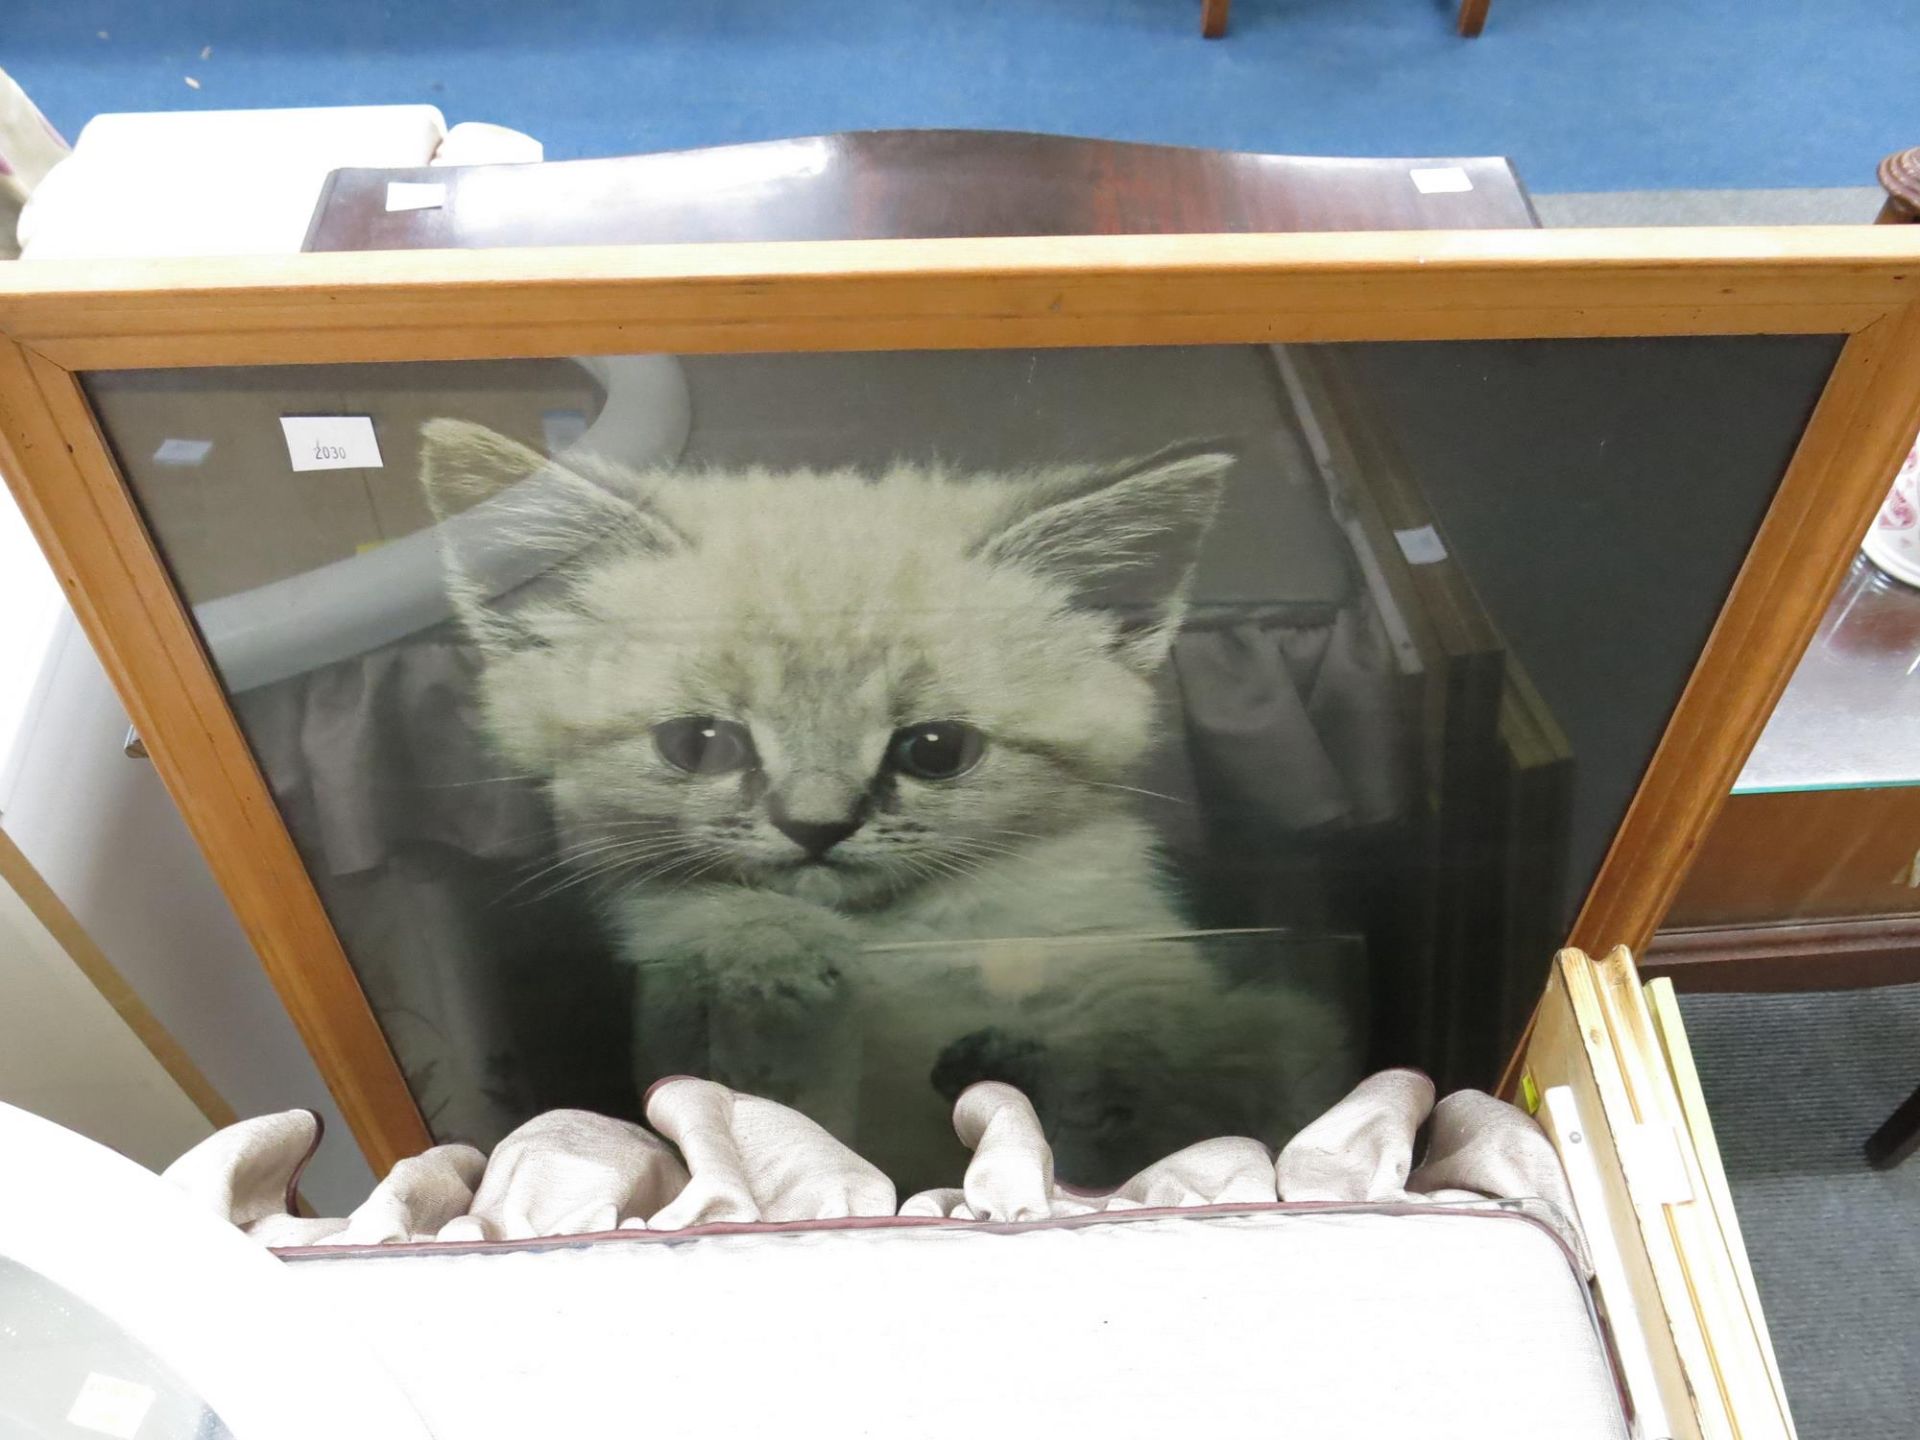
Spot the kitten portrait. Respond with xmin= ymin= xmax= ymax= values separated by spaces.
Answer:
xmin=421 ymin=419 xmax=1341 ymax=1183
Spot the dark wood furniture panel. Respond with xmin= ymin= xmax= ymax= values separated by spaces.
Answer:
xmin=1663 ymin=787 xmax=1920 ymax=929
xmin=1643 ymin=916 xmax=1920 ymax=992
xmin=305 ymin=130 xmax=1536 ymax=254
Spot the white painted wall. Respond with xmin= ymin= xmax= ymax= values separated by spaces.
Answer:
xmin=0 ymin=848 xmax=213 ymax=1171
xmin=0 ymin=592 xmax=374 ymax=1209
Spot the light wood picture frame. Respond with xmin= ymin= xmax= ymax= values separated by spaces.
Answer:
xmin=1521 ymin=945 xmax=1798 ymax=1440
xmin=2 ymin=227 xmax=1919 ymax=1175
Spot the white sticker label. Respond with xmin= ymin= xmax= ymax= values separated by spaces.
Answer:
xmin=280 ymin=415 xmax=383 ymax=472
xmin=151 ymin=437 xmax=213 ymax=466
xmin=1617 ymin=1122 xmax=1696 ymax=1206
xmin=1393 ymin=524 xmax=1449 ymax=565
xmin=385 ymin=180 xmax=447 ymax=212
xmin=67 ymin=1373 xmax=156 ymax=1438
xmin=1410 ymin=166 xmax=1473 ymax=194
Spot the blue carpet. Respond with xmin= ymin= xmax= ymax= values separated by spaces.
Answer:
xmin=6 ymin=0 xmax=1920 ymax=193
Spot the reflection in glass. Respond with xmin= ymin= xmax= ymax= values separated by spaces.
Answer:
xmin=87 ymin=336 xmax=1838 ymax=1182
xmin=1737 ymin=554 xmax=1920 ymax=794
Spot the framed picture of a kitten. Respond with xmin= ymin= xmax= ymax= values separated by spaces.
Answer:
xmin=2 ymin=229 xmax=1917 ymax=1186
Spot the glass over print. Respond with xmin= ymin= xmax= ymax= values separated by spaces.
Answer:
xmin=85 ymin=336 xmax=1839 ymax=1188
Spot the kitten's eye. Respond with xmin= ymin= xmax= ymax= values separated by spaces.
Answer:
xmin=653 ymin=717 xmax=756 ymax=775
xmin=889 ymin=721 xmax=986 ymax=781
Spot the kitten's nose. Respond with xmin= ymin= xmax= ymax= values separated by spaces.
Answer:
xmin=764 ymin=791 xmax=864 ymax=856
xmin=769 ymin=813 xmax=862 ymax=858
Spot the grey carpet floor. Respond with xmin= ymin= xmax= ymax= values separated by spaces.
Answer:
xmin=1677 ymin=985 xmax=1920 ymax=1440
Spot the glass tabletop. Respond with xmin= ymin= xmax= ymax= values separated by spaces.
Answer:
xmin=1734 ymin=554 xmax=1920 ymax=796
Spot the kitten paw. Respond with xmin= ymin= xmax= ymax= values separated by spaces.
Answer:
xmin=710 ymin=942 xmax=845 ymax=1019
xmin=930 ymin=1026 xmax=1051 ymax=1103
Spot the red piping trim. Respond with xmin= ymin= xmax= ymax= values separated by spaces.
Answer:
xmin=271 ymin=1197 xmax=1582 ymax=1274
xmin=285 ymin=1109 xmax=324 ymax=1218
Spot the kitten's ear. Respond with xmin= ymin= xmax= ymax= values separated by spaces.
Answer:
xmin=976 ymin=440 xmax=1236 ymax=673
xmin=418 ymin=418 xmax=662 ymax=528
xmin=418 ymin=418 xmax=683 ymax=649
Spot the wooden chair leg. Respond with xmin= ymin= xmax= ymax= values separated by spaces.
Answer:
xmin=1202 ymin=0 xmax=1230 ymax=39
xmin=1865 ymin=1081 xmax=1920 ymax=1169
xmin=1877 ymin=147 xmax=1920 ymax=224
xmin=1457 ymin=0 xmax=1491 ymax=37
